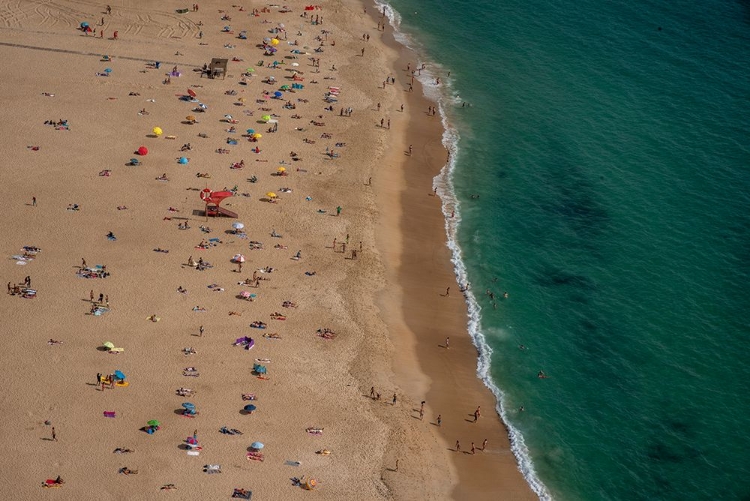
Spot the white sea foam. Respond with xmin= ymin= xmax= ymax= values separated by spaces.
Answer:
xmin=375 ymin=2 xmax=552 ymax=499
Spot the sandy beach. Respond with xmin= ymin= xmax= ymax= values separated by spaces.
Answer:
xmin=0 ymin=0 xmax=534 ymax=499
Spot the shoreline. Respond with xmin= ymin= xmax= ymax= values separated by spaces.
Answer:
xmin=367 ymin=2 xmax=537 ymax=499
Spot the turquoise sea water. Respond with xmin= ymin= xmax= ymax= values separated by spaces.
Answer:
xmin=377 ymin=0 xmax=750 ymax=499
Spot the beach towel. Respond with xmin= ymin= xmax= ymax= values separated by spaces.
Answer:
xmin=103 ymin=411 xmax=116 ymax=418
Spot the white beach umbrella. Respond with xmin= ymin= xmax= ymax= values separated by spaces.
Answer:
xmin=233 ymin=222 xmax=245 ymax=230
xmin=233 ymin=254 xmax=246 ymax=263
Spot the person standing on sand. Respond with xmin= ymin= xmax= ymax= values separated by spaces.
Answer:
xmin=82 ymin=258 xmax=87 ymax=268
xmin=395 ymin=459 xmax=399 ymax=471
xmin=32 ymin=196 xmax=36 ymax=206
xmin=445 ymin=337 xmax=450 ymax=349
xmin=199 ymin=325 xmax=204 ymax=337
xmin=482 ymin=438 xmax=488 ymax=451
xmin=392 ymin=393 xmax=397 ymax=405
xmin=370 ymin=386 xmax=375 ymax=398
xmin=446 ymin=287 xmax=450 ymax=297
xmin=90 ymin=290 xmax=94 ymax=302
xmin=471 ymin=442 xmax=476 ymax=454
xmin=437 ymin=414 xmax=442 ymax=426
xmin=336 ymin=206 xmax=342 ymax=216
xmin=51 ymin=427 xmax=57 ymax=441
xmin=455 ymin=440 xmax=460 ymax=452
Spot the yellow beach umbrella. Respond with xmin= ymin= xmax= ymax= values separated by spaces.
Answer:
xmin=271 ymin=38 xmax=280 ymax=46
xmin=252 ymin=133 xmax=262 ymax=139
xmin=277 ymin=167 xmax=286 ymax=172
xmin=152 ymin=127 xmax=163 ymax=136
xmin=266 ymin=192 xmax=277 ymax=198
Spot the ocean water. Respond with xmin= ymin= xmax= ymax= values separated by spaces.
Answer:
xmin=376 ymin=0 xmax=750 ymax=499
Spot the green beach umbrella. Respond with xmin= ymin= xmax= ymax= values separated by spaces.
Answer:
xmin=102 ymin=341 xmax=115 ymax=350
xmin=147 ymin=419 xmax=160 ymax=427
xmin=261 ymin=115 xmax=271 ymax=122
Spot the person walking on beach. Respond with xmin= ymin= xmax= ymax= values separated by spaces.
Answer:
xmin=482 ymin=438 xmax=488 ymax=451
xmin=336 ymin=206 xmax=342 ymax=216
xmin=199 ymin=325 xmax=204 ymax=337
xmin=455 ymin=440 xmax=460 ymax=452
xmin=395 ymin=459 xmax=399 ymax=471
xmin=437 ymin=414 xmax=442 ymax=427
xmin=82 ymin=258 xmax=87 ymax=268
xmin=370 ymin=386 xmax=375 ymax=398
xmin=392 ymin=393 xmax=397 ymax=405
xmin=474 ymin=406 xmax=481 ymax=422
xmin=445 ymin=336 xmax=450 ymax=349
xmin=471 ymin=442 xmax=476 ymax=454
xmin=408 ymin=144 xmax=413 ymax=155
xmin=32 ymin=196 xmax=36 ymax=206
xmin=445 ymin=287 xmax=450 ymax=297
xmin=90 ymin=290 xmax=94 ymax=302
xmin=51 ymin=427 xmax=57 ymax=441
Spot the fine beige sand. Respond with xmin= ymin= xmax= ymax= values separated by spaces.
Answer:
xmin=0 ymin=0 xmax=535 ymax=499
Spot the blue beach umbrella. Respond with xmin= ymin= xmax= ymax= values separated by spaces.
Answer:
xmin=179 ymin=157 xmax=189 ymax=164
xmin=114 ymin=370 xmax=126 ymax=380
xmin=81 ymin=22 xmax=89 ymax=28
xmin=274 ymin=91 xmax=282 ymax=98
xmin=250 ymin=441 xmax=264 ymax=449
xmin=243 ymin=404 xmax=257 ymax=412
xmin=182 ymin=402 xmax=195 ymax=410
xmin=246 ymin=129 xmax=255 ymax=135
xmin=104 ymin=68 xmax=112 ymax=73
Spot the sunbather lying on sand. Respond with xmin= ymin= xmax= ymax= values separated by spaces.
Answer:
xmin=249 ymin=321 xmax=267 ymax=328
xmin=161 ymin=484 xmax=177 ymax=490
xmin=282 ymin=301 xmax=298 ymax=308
xmin=47 ymin=339 xmax=63 ymax=345
xmin=118 ymin=467 xmax=138 ymax=475
xmin=263 ymin=333 xmax=281 ymax=339
xmin=113 ymin=448 xmax=134 ymax=454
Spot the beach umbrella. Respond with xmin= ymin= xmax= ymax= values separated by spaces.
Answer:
xmin=224 ymin=114 xmax=233 ymax=120
xmin=187 ymin=89 xmax=197 ymax=98
xmin=291 ymin=63 xmax=299 ymax=67
xmin=263 ymin=37 xmax=271 ymax=42
xmin=304 ymin=479 xmax=317 ymax=490
xmin=271 ymin=38 xmax=279 ymax=46
xmin=114 ymin=370 xmax=126 ymax=380
xmin=104 ymin=68 xmax=112 ymax=73
xmin=240 ymin=291 xmax=252 ymax=299
xmin=232 ymin=222 xmax=245 ymax=230
xmin=137 ymin=146 xmax=148 ymax=155
xmin=238 ymin=97 xmax=246 ymax=103
xmin=261 ymin=115 xmax=271 ymax=122
xmin=182 ymin=402 xmax=195 ymax=410
xmin=243 ymin=404 xmax=257 ymax=412
xmin=233 ymin=254 xmax=246 ymax=263
xmin=250 ymin=442 xmax=264 ymax=450
xmin=274 ymin=91 xmax=283 ymax=98
xmin=152 ymin=126 xmax=163 ymax=136
xmin=252 ymin=133 xmax=262 ymax=139
xmin=178 ymin=157 xmax=189 ymax=164
xmin=81 ymin=22 xmax=89 ymax=28
xmin=245 ymin=68 xmax=255 ymax=73
xmin=266 ymin=192 xmax=277 ymax=199
xmin=277 ymin=167 xmax=286 ymax=173
xmin=246 ymin=128 xmax=255 ymax=134
xmin=102 ymin=341 xmax=115 ymax=350
xmin=147 ymin=419 xmax=160 ymax=427
xmin=280 ymin=85 xmax=290 ymax=90
xmin=186 ymin=115 xmax=196 ymax=122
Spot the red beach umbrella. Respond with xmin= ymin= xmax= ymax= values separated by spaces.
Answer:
xmin=137 ymin=146 xmax=148 ymax=155
xmin=187 ymin=89 xmax=197 ymax=98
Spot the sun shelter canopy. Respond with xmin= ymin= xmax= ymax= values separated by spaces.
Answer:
xmin=209 ymin=58 xmax=229 ymax=79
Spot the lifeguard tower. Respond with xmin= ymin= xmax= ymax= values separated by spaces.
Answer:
xmin=200 ymin=188 xmax=237 ymax=218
